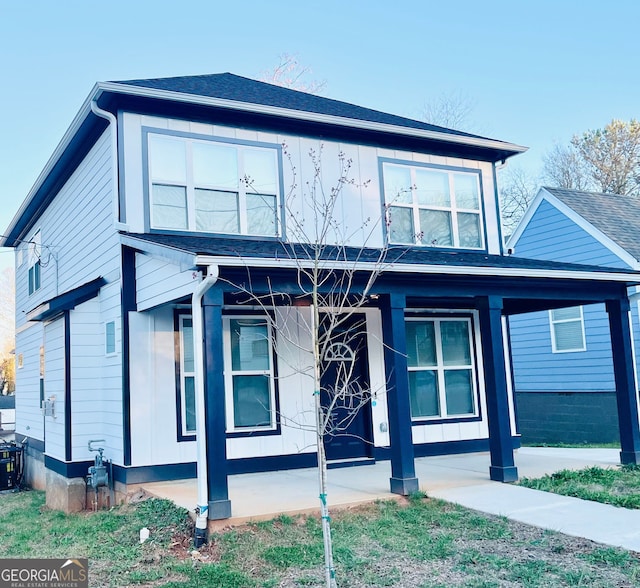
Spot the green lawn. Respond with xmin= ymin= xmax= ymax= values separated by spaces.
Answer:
xmin=519 ymin=464 xmax=640 ymax=509
xmin=1 ymin=489 xmax=640 ymax=587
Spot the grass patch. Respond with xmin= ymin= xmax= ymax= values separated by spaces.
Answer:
xmin=519 ymin=465 xmax=640 ymax=508
xmin=2 ymin=489 xmax=640 ymax=586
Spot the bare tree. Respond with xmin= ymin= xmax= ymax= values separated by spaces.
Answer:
xmin=543 ymin=119 xmax=640 ymax=196
xmin=0 ymin=267 xmax=15 ymax=394
xmin=421 ymin=90 xmax=477 ymax=133
xmin=498 ymin=166 xmax=539 ymax=237
xmin=223 ymin=145 xmax=399 ymax=587
xmin=260 ymin=53 xmax=327 ymax=94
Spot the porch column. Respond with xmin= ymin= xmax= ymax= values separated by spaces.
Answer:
xmin=606 ymin=297 xmax=640 ymax=465
xmin=477 ymin=296 xmax=518 ymax=482
xmin=202 ymin=286 xmax=232 ymax=519
xmin=380 ymin=293 xmax=419 ymax=495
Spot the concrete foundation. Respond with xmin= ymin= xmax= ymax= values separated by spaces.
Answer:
xmin=23 ymin=443 xmax=46 ymax=491
xmin=45 ymin=468 xmax=86 ymax=513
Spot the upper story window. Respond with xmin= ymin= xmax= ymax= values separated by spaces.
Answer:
xmin=147 ymin=133 xmax=281 ymax=237
xmin=549 ymin=306 xmax=586 ymax=353
xmin=382 ymin=162 xmax=484 ymax=249
xmin=28 ymin=230 xmax=41 ymax=295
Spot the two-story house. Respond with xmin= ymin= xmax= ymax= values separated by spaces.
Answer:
xmin=3 ymin=74 xmax=640 ymax=522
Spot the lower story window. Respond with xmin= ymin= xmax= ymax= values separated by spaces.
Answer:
xmin=405 ymin=316 xmax=477 ymax=419
xmin=224 ymin=316 xmax=276 ymax=432
xmin=178 ymin=315 xmax=196 ymax=437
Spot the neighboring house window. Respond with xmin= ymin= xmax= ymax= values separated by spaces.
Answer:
xmin=28 ymin=231 xmax=41 ymax=295
xmin=177 ymin=314 xmax=197 ymax=438
xmin=405 ymin=317 xmax=477 ymax=419
xmin=224 ymin=316 xmax=277 ymax=432
xmin=549 ymin=306 xmax=586 ymax=353
xmin=382 ymin=162 xmax=483 ymax=249
xmin=147 ymin=133 xmax=281 ymax=237
xmin=105 ymin=321 xmax=116 ymax=355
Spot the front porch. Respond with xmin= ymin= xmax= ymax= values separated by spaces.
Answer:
xmin=140 ymin=447 xmax=620 ymax=529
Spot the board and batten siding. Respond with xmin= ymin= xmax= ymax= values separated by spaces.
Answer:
xmin=120 ymin=113 xmax=501 ymax=254
xmin=13 ymin=128 xmax=124 ymax=463
xmin=42 ymin=317 xmax=65 ymax=461
xmin=509 ymin=198 xmax=634 ymax=393
xmin=14 ymin=323 xmax=44 ymax=442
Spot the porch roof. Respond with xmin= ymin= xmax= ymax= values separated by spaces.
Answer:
xmin=121 ymin=232 xmax=640 ymax=284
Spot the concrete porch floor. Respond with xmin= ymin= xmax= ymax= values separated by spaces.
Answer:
xmin=141 ymin=447 xmax=620 ymax=527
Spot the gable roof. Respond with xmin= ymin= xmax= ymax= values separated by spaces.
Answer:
xmin=117 ymin=73 xmax=483 ymax=140
xmin=2 ymin=72 xmax=526 ymax=247
xmin=542 ymin=187 xmax=640 ymax=262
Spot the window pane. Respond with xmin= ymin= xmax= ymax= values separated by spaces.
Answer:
xmin=388 ymin=206 xmax=414 ymax=243
xmin=406 ymin=321 xmax=436 ymax=367
xmin=106 ymin=321 xmax=116 ymax=354
xmin=441 ymin=321 xmax=471 ymax=366
xmin=192 ymin=142 xmax=238 ymax=189
xmin=554 ymin=321 xmax=585 ymax=351
xmin=233 ymin=375 xmax=271 ymax=427
xmin=182 ymin=318 xmax=194 ymax=372
xmin=231 ymin=320 xmax=270 ymax=371
xmin=454 ymin=174 xmax=479 ymax=210
xmin=444 ymin=370 xmax=474 ymax=414
xmin=383 ymin=165 xmax=412 ymax=204
xmin=246 ymin=194 xmax=278 ymax=235
xmin=244 ymin=149 xmax=278 ymax=194
xmin=184 ymin=376 xmax=196 ymax=432
xmin=409 ymin=370 xmax=440 ymax=417
xmin=552 ymin=306 xmax=582 ymax=321
xmin=458 ymin=213 xmax=481 ymax=248
xmin=149 ymin=135 xmax=187 ymax=183
xmin=419 ymin=209 xmax=452 ymax=246
xmin=415 ymin=169 xmax=450 ymax=206
xmin=195 ymin=189 xmax=239 ymax=233
xmin=152 ymin=185 xmax=187 ymax=229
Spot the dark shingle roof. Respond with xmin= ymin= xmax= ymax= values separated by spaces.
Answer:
xmin=115 ymin=73 xmax=490 ymax=141
xmin=545 ymin=187 xmax=640 ymax=262
xmin=126 ymin=232 xmax=637 ymax=276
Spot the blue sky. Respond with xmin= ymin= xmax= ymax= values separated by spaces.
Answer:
xmin=1 ymin=0 xmax=639 ymax=271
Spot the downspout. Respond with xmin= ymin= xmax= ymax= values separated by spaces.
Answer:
xmin=90 ymin=100 xmax=127 ymax=230
xmin=192 ymin=265 xmax=219 ymax=547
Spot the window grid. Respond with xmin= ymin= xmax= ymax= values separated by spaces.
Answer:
xmin=383 ymin=163 xmax=483 ymax=249
xmin=148 ymin=134 xmax=280 ymax=237
xmin=223 ymin=316 xmax=277 ymax=433
xmin=406 ymin=317 xmax=478 ymax=420
xmin=549 ymin=306 xmax=586 ymax=353
xmin=178 ymin=315 xmax=197 ymax=437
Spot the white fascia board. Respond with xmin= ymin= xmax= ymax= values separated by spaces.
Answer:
xmin=541 ymin=190 xmax=640 ymax=271
xmin=505 ymin=188 xmax=546 ymax=249
xmin=120 ymin=234 xmax=196 ymax=270
xmin=96 ymin=82 xmax=528 ymax=155
xmin=194 ymin=254 xmax=638 ymax=283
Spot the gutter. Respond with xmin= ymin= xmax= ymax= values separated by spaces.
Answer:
xmin=90 ymin=100 xmax=128 ymax=232
xmin=192 ymin=264 xmax=219 ymax=547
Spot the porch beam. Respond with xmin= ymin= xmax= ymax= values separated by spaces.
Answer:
xmin=606 ymin=298 xmax=640 ymax=465
xmin=477 ymin=295 xmax=518 ymax=482
xmin=380 ymin=293 xmax=419 ymax=495
xmin=202 ymin=286 xmax=232 ymax=519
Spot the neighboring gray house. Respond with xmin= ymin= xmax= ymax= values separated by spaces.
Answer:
xmin=3 ymin=75 xmax=640 ymax=520
xmin=508 ymin=187 xmax=640 ymax=443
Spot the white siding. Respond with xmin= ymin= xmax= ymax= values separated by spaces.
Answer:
xmin=13 ymin=128 xmax=123 ymax=462
xmin=43 ymin=317 xmax=65 ymax=461
xmin=121 ymin=113 xmax=500 ymax=253
xmin=14 ymin=323 xmax=44 ymax=440
xmin=136 ymin=254 xmax=200 ymax=311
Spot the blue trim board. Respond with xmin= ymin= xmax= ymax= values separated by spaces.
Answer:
xmin=116 ymin=110 xmax=127 ymax=224
xmin=64 ymin=311 xmax=72 ymax=462
xmin=18 ymin=434 xmax=45 ymax=453
xmin=27 ymin=277 xmax=106 ymax=322
xmin=121 ymin=246 xmax=137 ymax=466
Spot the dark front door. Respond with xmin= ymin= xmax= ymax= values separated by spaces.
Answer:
xmin=320 ymin=313 xmax=374 ymax=461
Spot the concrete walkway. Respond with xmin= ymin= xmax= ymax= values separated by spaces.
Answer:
xmin=142 ymin=447 xmax=640 ymax=551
